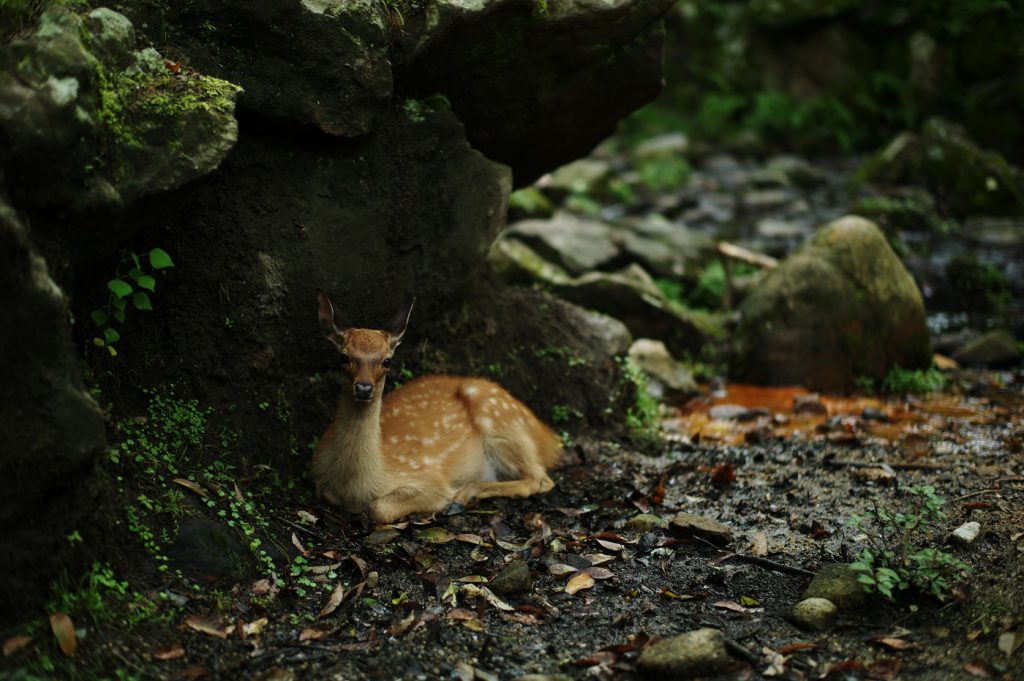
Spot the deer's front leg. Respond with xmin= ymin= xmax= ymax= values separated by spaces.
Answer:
xmin=369 ymin=485 xmax=451 ymax=523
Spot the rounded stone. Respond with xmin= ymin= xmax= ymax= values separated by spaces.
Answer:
xmin=789 ymin=597 xmax=838 ymax=632
xmin=637 ymin=628 xmax=731 ymax=678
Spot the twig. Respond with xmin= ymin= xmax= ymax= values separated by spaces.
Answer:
xmin=717 ymin=242 xmax=779 ymax=269
xmin=726 ymin=553 xmax=816 ymax=577
xmin=826 ymin=458 xmax=953 ymax=471
xmin=276 ymin=514 xmax=324 ymax=541
xmin=953 ymin=488 xmax=999 ymax=502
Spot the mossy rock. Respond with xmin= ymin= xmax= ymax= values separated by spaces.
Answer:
xmin=802 ymin=563 xmax=867 ymax=611
xmin=733 ymin=216 xmax=931 ymax=391
xmin=859 ymin=118 xmax=1024 ymax=217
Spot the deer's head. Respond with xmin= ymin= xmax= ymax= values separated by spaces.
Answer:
xmin=317 ymin=290 xmax=413 ymax=403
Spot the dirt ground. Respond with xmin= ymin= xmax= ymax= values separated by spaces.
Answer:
xmin=2 ymin=368 xmax=1022 ymax=681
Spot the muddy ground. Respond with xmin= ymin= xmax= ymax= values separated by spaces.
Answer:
xmin=2 ymin=368 xmax=1022 ymax=681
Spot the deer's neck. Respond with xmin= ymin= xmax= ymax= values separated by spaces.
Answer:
xmin=315 ymin=396 xmax=385 ymax=511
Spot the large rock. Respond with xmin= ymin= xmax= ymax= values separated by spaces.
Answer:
xmin=733 ymin=216 xmax=931 ymax=391
xmin=125 ymin=0 xmax=391 ymax=138
xmin=0 ymin=199 xmax=107 ymax=623
xmin=859 ymin=118 xmax=1024 ymax=217
xmin=505 ymin=213 xmax=619 ymax=276
xmin=617 ymin=215 xmax=718 ymax=279
xmin=636 ymin=628 xmax=731 ymax=678
xmin=0 ymin=6 xmax=241 ymax=214
xmin=394 ymin=0 xmax=677 ymax=185
xmin=952 ymin=329 xmax=1021 ymax=368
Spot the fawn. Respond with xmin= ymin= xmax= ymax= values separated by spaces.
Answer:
xmin=312 ymin=290 xmax=562 ymax=522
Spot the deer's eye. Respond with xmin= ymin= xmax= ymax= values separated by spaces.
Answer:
xmin=339 ymin=353 xmax=350 ymax=365
xmin=382 ymin=357 xmax=392 ymax=370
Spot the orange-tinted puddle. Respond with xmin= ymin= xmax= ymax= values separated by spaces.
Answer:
xmin=664 ymin=384 xmax=1010 ymax=453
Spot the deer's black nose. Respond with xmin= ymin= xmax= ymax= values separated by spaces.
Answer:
xmin=353 ymin=382 xmax=374 ymax=401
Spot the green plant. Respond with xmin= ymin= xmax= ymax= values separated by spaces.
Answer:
xmin=91 ymin=248 xmax=174 ymax=356
xmin=637 ymin=156 xmax=691 ymax=190
xmin=849 ymin=485 xmax=971 ymax=601
xmin=617 ymin=357 xmax=659 ymax=438
xmin=551 ymin=404 xmax=583 ymax=424
xmin=881 ymin=365 xmax=947 ymax=394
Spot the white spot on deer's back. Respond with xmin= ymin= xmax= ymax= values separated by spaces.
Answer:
xmin=464 ymin=386 xmax=479 ymax=396
xmin=479 ymin=416 xmax=494 ymax=429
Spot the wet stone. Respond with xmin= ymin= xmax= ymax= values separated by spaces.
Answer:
xmin=636 ymin=628 xmax=731 ymax=678
xmin=490 ymin=559 xmax=533 ymax=596
xmin=628 ymin=338 xmax=698 ymax=399
xmin=669 ymin=512 xmax=733 ymax=546
xmin=626 ymin=514 xmax=669 ymax=532
xmin=802 ymin=563 xmax=867 ymax=610
xmin=789 ymin=597 xmax=838 ymax=632
xmin=952 ymin=329 xmax=1021 ymax=368
xmin=949 ymin=521 xmax=981 ymax=545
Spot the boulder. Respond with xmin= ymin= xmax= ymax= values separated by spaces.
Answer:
xmin=859 ymin=118 xmax=1024 ymax=217
xmin=555 ymin=264 xmax=721 ymax=359
xmin=505 ymin=213 xmax=619 ymax=276
xmin=628 ymin=339 xmax=699 ymax=399
xmin=394 ymin=0 xmax=677 ymax=185
xmin=789 ymin=597 xmax=838 ymax=632
xmin=636 ymin=628 xmax=731 ymax=678
xmin=733 ymin=216 xmax=931 ymax=391
xmin=0 ymin=199 xmax=107 ymax=623
xmin=121 ymin=0 xmax=391 ymax=138
xmin=952 ymin=329 xmax=1021 ymax=368
xmin=538 ymin=158 xmax=615 ymax=201
xmin=0 ymin=6 xmax=241 ymax=214
xmin=617 ymin=214 xmax=718 ymax=278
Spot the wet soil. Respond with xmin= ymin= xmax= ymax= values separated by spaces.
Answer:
xmin=3 ymin=373 xmax=1022 ymax=681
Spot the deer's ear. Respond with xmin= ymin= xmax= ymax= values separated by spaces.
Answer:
xmin=317 ymin=289 xmax=351 ymax=346
xmin=383 ymin=298 xmax=414 ymax=350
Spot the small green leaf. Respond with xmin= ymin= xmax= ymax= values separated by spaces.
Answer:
xmin=104 ymin=327 xmax=121 ymax=344
xmin=91 ymin=309 xmax=108 ymax=327
xmin=108 ymin=279 xmax=133 ymax=298
xmin=113 ymin=297 xmax=127 ymax=312
xmin=136 ymin=275 xmax=156 ymax=291
xmin=132 ymin=292 xmax=153 ymax=310
xmin=127 ymin=268 xmax=143 ymax=282
xmin=149 ymin=248 xmax=174 ymax=270
xmin=130 ymin=252 xmax=141 ymax=270
xmin=113 ymin=309 xmax=126 ymax=323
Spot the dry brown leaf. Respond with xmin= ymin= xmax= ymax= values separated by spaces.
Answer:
xmin=291 ymin=533 xmax=308 ymax=556
xmin=595 ymin=539 xmax=624 ymax=552
xmin=308 ymin=561 xmax=342 ymax=575
xmin=49 ymin=613 xmax=76 ymax=656
xmin=502 ymin=612 xmax=542 ymax=626
xmin=182 ymin=666 xmax=209 ymax=679
xmin=172 ymin=478 xmax=207 ymax=498
xmin=416 ymin=527 xmax=455 ymax=544
xmin=868 ymin=636 xmax=918 ymax=650
xmin=584 ymin=567 xmax=615 ymax=580
xmin=2 ymin=635 xmax=32 ymax=658
xmin=250 ymin=579 xmax=274 ymax=596
xmin=999 ymin=630 xmax=1024 ymax=657
xmin=454 ymin=533 xmax=489 ymax=546
xmin=583 ymin=553 xmax=616 ymax=565
xmin=299 ymin=625 xmax=332 ymax=642
xmin=565 ymin=572 xmax=596 ymax=595
xmin=712 ymin=600 xmax=748 ymax=614
xmin=445 ymin=609 xmax=478 ymax=621
xmin=933 ymin=353 xmax=959 ymax=371
xmin=964 ymin=660 xmax=994 ymax=678
xmin=778 ymin=642 xmax=817 ymax=654
xmin=296 ymin=510 xmax=319 ymax=524
xmin=185 ymin=614 xmax=232 ymax=639
xmin=319 ymin=584 xmax=346 ymax=618
xmin=153 ymin=642 xmax=186 ymax=661
xmin=547 ymin=564 xmax=577 ymax=577
xmin=460 ymin=584 xmax=514 ymax=611
xmin=242 ymin=617 xmax=268 ymax=638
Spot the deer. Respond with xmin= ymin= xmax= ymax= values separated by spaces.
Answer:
xmin=312 ymin=290 xmax=563 ymax=523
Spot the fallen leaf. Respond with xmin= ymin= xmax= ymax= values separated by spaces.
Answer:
xmin=778 ymin=642 xmax=817 ymax=654
xmin=998 ymin=630 xmax=1024 ymax=657
xmin=460 ymin=584 xmax=514 ymax=611
xmin=291 ymin=533 xmax=308 ymax=556
xmin=659 ymin=587 xmax=694 ymax=600
xmin=867 ymin=658 xmax=903 ymax=681
xmin=453 ymin=575 xmax=489 ymax=584
xmin=49 ymin=613 xmax=76 ymax=656
xmin=319 ymin=584 xmax=346 ymax=618
xmin=583 ymin=553 xmax=616 ymax=565
xmin=711 ymin=463 xmax=735 ymax=484
xmin=250 ymin=579 xmax=275 ymax=596
xmin=595 ymin=539 xmax=623 ymax=552
xmin=964 ymin=660 xmax=994 ymax=678
xmin=2 ymin=635 xmax=32 ymax=658
xmin=547 ymin=564 xmax=577 ymax=577
xmin=337 ymin=630 xmax=378 ymax=651
xmin=296 ymin=510 xmax=319 ymax=524
xmin=308 ymin=561 xmax=342 ymax=575
xmin=299 ymin=625 xmax=332 ymax=642
xmin=172 ymin=478 xmax=207 ymax=498
xmin=182 ymin=666 xmax=209 ymax=679
xmin=445 ymin=609 xmax=478 ymax=621
xmin=502 ymin=612 xmax=541 ymax=626
xmin=153 ymin=642 xmax=186 ymax=660
xmin=185 ymin=614 xmax=232 ymax=639
xmin=242 ymin=617 xmax=268 ymax=638
xmin=573 ymin=650 xmax=616 ymax=668
xmin=713 ymin=600 xmax=748 ymax=614
xmin=584 ymin=567 xmax=615 ymax=580
xmin=565 ymin=572 xmax=596 ymax=595
xmin=454 ymin=533 xmax=490 ymax=546
xmin=416 ymin=527 xmax=455 ymax=544
xmin=868 ymin=636 xmax=918 ymax=650
xmin=366 ymin=529 xmax=400 ymax=545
